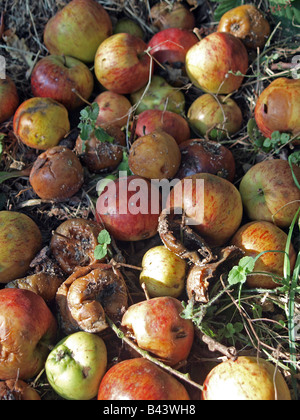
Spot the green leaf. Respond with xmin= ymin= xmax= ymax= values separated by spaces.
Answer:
xmin=94 ymin=126 xmax=114 ymax=143
xmin=97 ymin=229 xmax=111 ymax=246
xmin=228 ymin=256 xmax=255 ymax=285
xmin=94 ymin=243 xmax=108 ymax=260
xmin=117 ymin=151 xmax=133 ymax=175
xmin=269 ymin=0 xmax=300 ymax=34
xmin=213 ymin=0 xmax=242 ymax=20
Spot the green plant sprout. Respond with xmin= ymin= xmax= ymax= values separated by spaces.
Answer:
xmin=94 ymin=229 xmax=113 ymax=260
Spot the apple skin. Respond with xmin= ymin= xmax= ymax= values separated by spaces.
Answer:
xmin=114 ymin=18 xmax=144 ymax=39
xmin=254 ymin=78 xmax=300 ymax=143
xmin=44 ymin=0 xmax=113 ymax=63
xmin=148 ymin=27 xmax=198 ymax=66
xmin=150 ymin=1 xmax=195 ymax=31
xmin=175 ymin=139 xmax=236 ymax=182
xmin=98 ymin=358 xmax=190 ymax=400
xmin=121 ymin=296 xmax=194 ymax=366
xmin=239 ymin=158 xmax=300 ymax=228
xmin=94 ymin=91 xmax=132 ymax=128
xmin=166 ymin=173 xmax=243 ymax=247
xmin=135 ymin=109 xmax=190 ymax=145
xmin=230 ymin=221 xmax=296 ymax=289
xmin=202 ymin=356 xmax=291 ymax=400
xmin=45 ymin=331 xmax=107 ymax=400
xmin=96 ymin=175 xmax=160 ymax=242
xmin=0 ymin=288 xmax=57 ymax=381
xmin=13 ymin=97 xmax=70 ymax=150
xmin=140 ymin=245 xmax=187 ymax=298
xmin=31 ymin=55 xmax=94 ymax=110
xmin=0 ymin=211 xmax=42 ymax=284
xmin=187 ymin=93 xmax=243 ymax=140
xmin=185 ymin=32 xmax=249 ymax=94
xmin=0 ymin=77 xmax=19 ymax=124
xmin=94 ymin=33 xmax=153 ymax=95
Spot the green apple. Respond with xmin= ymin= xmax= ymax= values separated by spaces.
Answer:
xmin=130 ymin=75 xmax=185 ymax=115
xmin=114 ymin=18 xmax=144 ymax=39
xmin=45 ymin=331 xmax=107 ymax=400
xmin=140 ymin=245 xmax=187 ymax=298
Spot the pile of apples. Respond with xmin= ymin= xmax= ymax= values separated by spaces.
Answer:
xmin=0 ymin=0 xmax=299 ymax=401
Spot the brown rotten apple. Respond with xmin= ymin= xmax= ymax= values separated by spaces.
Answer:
xmin=121 ymin=296 xmax=194 ymax=366
xmin=94 ymin=33 xmax=153 ymax=95
xmin=98 ymin=358 xmax=190 ymax=400
xmin=31 ymin=55 xmax=94 ymax=111
xmin=44 ymin=0 xmax=113 ymax=63
xmin=254 ymin=78 xmax=300 ymax=143
xmin=0 ymin=379 xmax=41 ymax=400
xmin=0 ymin=77 xmax=19 ymax=124
xmin=0 ymin=288 xmax=57 ymax=380
xmin=185 ymin=32 xmax=248 ymax=94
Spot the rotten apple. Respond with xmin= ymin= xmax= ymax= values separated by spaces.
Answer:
xmin=94 ymin=33 xmax=153 ymax=95
xmin=44 ymin=0 xmax=113 ymax=63
xmin=239 ymin=158 xmax=300 ymax=228
xmin=149 ymin=1 xmax=195 ymax=31
xmin=0 ymin=380 xmax=41 ymax=400
xmin=0 ymin=76 xmax=19 ymax=124
xmin=121 ymin=296 xmax=194 ymax=366
xmin=0 ymin=288 xmax=57 ymax=380
xmin=185 ymin=32 xmax=249 ymax=94
xmin=135 ymin=109 xmax=190 ymax=145
xmin=13 ymin=97 xmax=70 ymax=150
xmin=230 ymin=220 xmax=296 ymax=289
xmin=31 ymin=55 xmax=94 ymax=111
xmin=175 ymin=138 xmax=236 ymax=182
xmin=98 ymin=358 xmax=190 ymax=400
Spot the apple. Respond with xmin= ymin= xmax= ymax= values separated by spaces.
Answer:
xmin=0 ymin=211 xmax=42 ymax=284
xmin=0 ymin=288 xmax=57 ymax=380
xmin=94 ymin=90 xmax=132 ymax=128
xmin=0 ymin=76 xmax=19 ymax=124
xmin=128 ymin=129 xmax=181 ymax=180
xmin=0 ymin=379 xmax=41 ymax=400
xmin=185 ymin=32 xmax=249 ymax=94
xmin=166 ymin=173 xmax=243 ymax=247
xmin=187 ymin=93 xmax=243 ymax=140
xmin=130 ymin=75 xmax=185 ymax=115
xmin=121 ymin=296 xmax=194 ymax=366
xmin=45 ymin=331 xmax=107 ymax=400
xmin=175 ymin=138 xmax=236 ymax=182
xmin=94 ymin=33 xmax=153 ymax=95
xmin=239 ymin=158 xmax=300 ymax=228
xmin=230 ymin=221 xmax=296 ymax=289
xmin=98 ymin=358 xmax=190 ymax=400
xmin=96 ymin=175 xmax=160 ymax=242
xmin=44 ymin=0 xmax=113 ymax=63
xmin=254 ymin=78 xmax=300 ymax=143
xmin=135 ymin=109 xmax=190 ymax=145
xmin=149 ymin=1 xmax=195 ymax=31
xmin=140 ymin=245 xmax=187 ymax=298
xmin=148 ymin=27 xmax=198 ymax=66
xmin=114 ymin=18 xmax=144 ymax=39
xmin=217 ymin=4 xmax=271 ymax=49
xmin=31 ymin=55 xmax=94 ymax=111
xmin=202 ymin=356 xmax=291 ymax=400
xmin=13 ymin=97 xmax=70 ymax=150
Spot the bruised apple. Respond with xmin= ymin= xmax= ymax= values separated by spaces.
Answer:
xmin=0 ymin=288 xmax=57 ymax=380
xmin=230 ymin=221 xmax=296 ymax=289
xmin=98 ymin=358 xmax=190 ymax=400
xmin=202 ymin=356 xmax=291 ymax=400
xmin=254 ymin=78 xmax=300 ymax=143
xmin=121 ymin=296 xmax=194 ymax=366
xmin=0 ymin=77 xmax=19 ymax=124
xmin=0 ymin=211 xmax=42 ymax=284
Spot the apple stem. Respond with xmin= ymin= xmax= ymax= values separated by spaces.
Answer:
xmin=193 ymin=27 xmax=203 ymax=42
xmin=72 ymin=88 xmax=93 ymax=107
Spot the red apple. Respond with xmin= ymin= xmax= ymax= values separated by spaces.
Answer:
xmin=0 ymin=77 xmax=19 ymax=124
xmin=98 ymin=358 xmax=190 ymax=400
xmin=0 ymin=288 xmax=57 ymax=380
xmin=31 ymin=55 xmax=94 ymax=110
xmin=239 ymin=158 xmax=300 ymax=228
xmin=121 ymin=296 xmax=194 ymax=366
xmin=44 ymin=0 xmax=113 ymax=63
xmin=96 ymin=175 xmax=160 ymax=241
xmin=185 ymin=32 xmax=249 ymax=94
xmin=149 ymin=1 xmax=196 ymax=31
xmin=187 ymin=93 xmax=243 ymax=140
xmin=135 ymin=109 xmax=190 ymax=145
xmin=175 ymin=138 xmax=236 ymax=182
xmin=230 ymin=220 xmax=296 ymax=289
xmin=148 ymin=27 xmax=198 ymax=66
xmin=254 ymin=78 xmax=300 ymax=143
xmin=166 ymin=173 xmax=243 ymax=247
xmin=94 ymin=33 xmax=153 ymax=94
xmin=94 ymin=91 xmax=132 ymax=128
